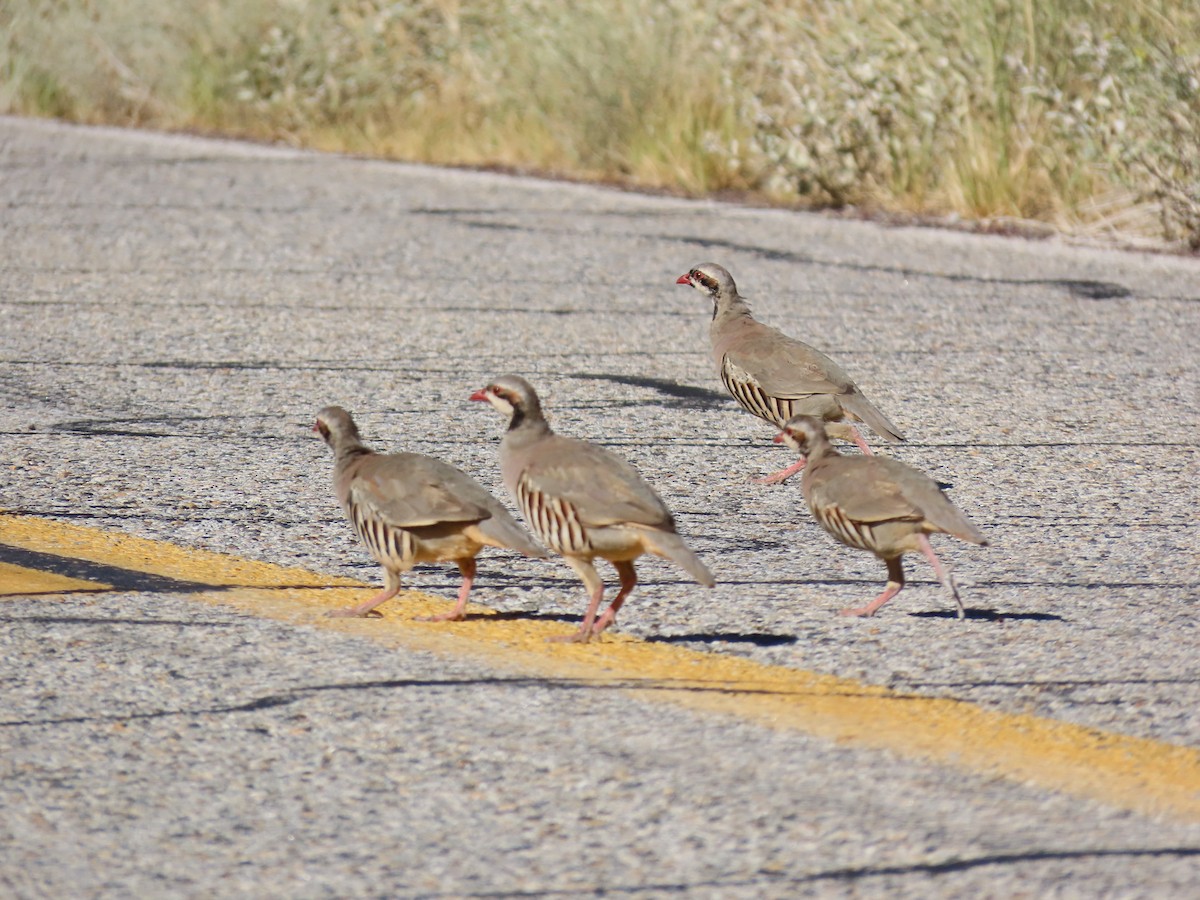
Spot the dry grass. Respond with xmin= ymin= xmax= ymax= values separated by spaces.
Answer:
xmin=3 ymin=0 xmax=1198 ymax=248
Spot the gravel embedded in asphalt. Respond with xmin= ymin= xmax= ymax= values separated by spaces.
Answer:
xmin=1 ymin=117 xmax=1198 ymax=896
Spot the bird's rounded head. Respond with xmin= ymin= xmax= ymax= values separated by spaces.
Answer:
xmin=314 ymin=405 xmax=360 ymax=450
xmin=775 ymin=414 xmax=829 ymax=458
xmin=471 ymin=375 xmax=544 ymax=429
xmin=676 ymin=263 xmax=737 ymax=298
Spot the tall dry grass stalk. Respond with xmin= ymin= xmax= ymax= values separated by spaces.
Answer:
xmin=3 ymin=0 xmax=1198 ymax=248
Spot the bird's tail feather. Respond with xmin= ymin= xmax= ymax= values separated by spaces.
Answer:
xmin=841 ymin=392 xmax=905 ymax=443
xmin=479 ymin=516 xmax=551 ymax=558
xmin=950 ymin=517 xmax=989 ymax=547
xmin=642 ymin=529 xmax=715 ymax=587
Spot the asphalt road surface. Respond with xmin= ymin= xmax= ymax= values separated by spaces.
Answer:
xmin=1 ymin=116 xmax=1198 ymax=897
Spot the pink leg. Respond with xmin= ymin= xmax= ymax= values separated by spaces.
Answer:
xmin=417 ymin=558 xmax=476 ymax=622
xmin=840 ymin=557 xmax=905 ymax=617
xmin=918 ymin=534 xmax=965 ymax=619
xmin=755 ymin=456 xmax=807 ymax=485
xmin=591 ymin=560 xmax=637 ymax=635
xmin=326 ymin=579 xmax=400 ymax=618
xmin=550 ymin=558 xmax=606 ymax=643
xmin=851 ymin=426 xmax=875 ymax=456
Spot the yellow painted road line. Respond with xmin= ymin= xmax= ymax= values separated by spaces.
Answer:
xmin=3 ymin=512 xmax=1199 ymax=822
xmin=0 ymin=513 xmax=361 ymax=590
xmin=0 ymin=561 xmax=110 ymax=597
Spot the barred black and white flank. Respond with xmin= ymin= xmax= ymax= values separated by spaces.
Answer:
xmin=775 ymin=414 xmax=987 ymax=620
xmin=314 ymin=405 xmax=545 ymax=621
xmin=472 ymin=375 xmax=714 ymax=643
xmin=678 ymin=262 xmax=903 ymax=484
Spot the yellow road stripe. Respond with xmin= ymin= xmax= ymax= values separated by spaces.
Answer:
xmin=0 ymin=561 xmax=110 ymax=596
xmin=3 ymin=512 xmax=1198 ymax=821
xmin=0 ymin=513 xmax=361 ymax=589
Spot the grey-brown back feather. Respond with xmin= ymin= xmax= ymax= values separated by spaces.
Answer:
xmin=713 ymin=311 xmax=903 ymax=442
xmin=340 ymin=454 xmax=491 ymax=527
xmin=805 ymin=455 xmax=987 ymax=545
xmin=502 ymin=431 xmax=673 ymax=530
xmin=490 ymin=377 xmax=709 ymax=583
xmin=338 ymin=452 xmax=545 ymax=557
xmin=716 ymin=318 xmax=854 ymax=398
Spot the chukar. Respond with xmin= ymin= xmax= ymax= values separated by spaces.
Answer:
xmin=315 ymin=405 xmax=546 ymax=620
xmin=775 ymin=415 xmax=987 ymax=618
xmin=676 ymin=263 xmax=903 ymax=484
xmin=470 ymin=376 xmax=714 ymax=642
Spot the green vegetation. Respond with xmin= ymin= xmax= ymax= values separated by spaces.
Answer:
xmin=3 ymin=0 xmax=1198 ymax=248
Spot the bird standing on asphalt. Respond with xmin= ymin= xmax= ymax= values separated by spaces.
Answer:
xmin=775 ymin=414 xmax=987 ymax=618
xmin=471 ymin=376 xmax=714 ymax=642
xmin=314 ymin=405 xmax=546 ymax=620
xmin=676 ymin=263 xmax=903 ymax=483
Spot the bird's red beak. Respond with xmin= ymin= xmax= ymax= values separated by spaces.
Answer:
xmin=469 ymin=389 xmax=488 ymax=402
xmin=675 ymin=273 xmax=691 ymax=285
xmin=773 ymin=432 xmax=785 ymax=444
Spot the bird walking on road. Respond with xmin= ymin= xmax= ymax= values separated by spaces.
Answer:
xmin=676 ymin=263 xmax=903 ymax=484
xmin=471 ymin=376 xmax=714 ymax=642
xmin=774 ymin=415 xmax=987 ymax=619
xmin=314 ymin=405 xmax=546 ymax=620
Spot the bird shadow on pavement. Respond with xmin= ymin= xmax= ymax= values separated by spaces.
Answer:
xmin=909 ymin=608 xmax=1065 ymax=622
xmin=425 ymin=845 xmax=1200 ymax=897
xmin=646 ymin=632 xmax=798 ymax=647
xmin=459 ymin=610 xmax=579 ymax=624
xmin=670 ymin=234 xmax=1134 ymax=300
xmin=0 ymin=673 xmax=892 ymax=729
xmin=0 ymin=543 xmax=207 ymax=593
xmin=0 ymin=542 xmax=358 ymax=599
xmin=570 ymin=372 xmax=729 ymax=408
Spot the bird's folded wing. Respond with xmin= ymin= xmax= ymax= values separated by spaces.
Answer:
xmin=724 ymin=329 xmax=852 ymax=398
xmin=352 ymin=455 xmax=490 ymax=528
xmin=522 ymin=438 xmax=672 ymax=529
xmin=809 ymin=461 xmax=922 ymax=524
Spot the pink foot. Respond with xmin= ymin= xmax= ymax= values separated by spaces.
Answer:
xmin=839 ymin=576 xmax=902 ymax=618
xmin=415 ymin=563 xmax=474 ymax=623
xmin=325 ymin=586 xmax=398 ymax=619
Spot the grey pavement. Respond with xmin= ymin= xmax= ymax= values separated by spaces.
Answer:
xmin=1 ymin=116 xmax=1198 ymax=897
